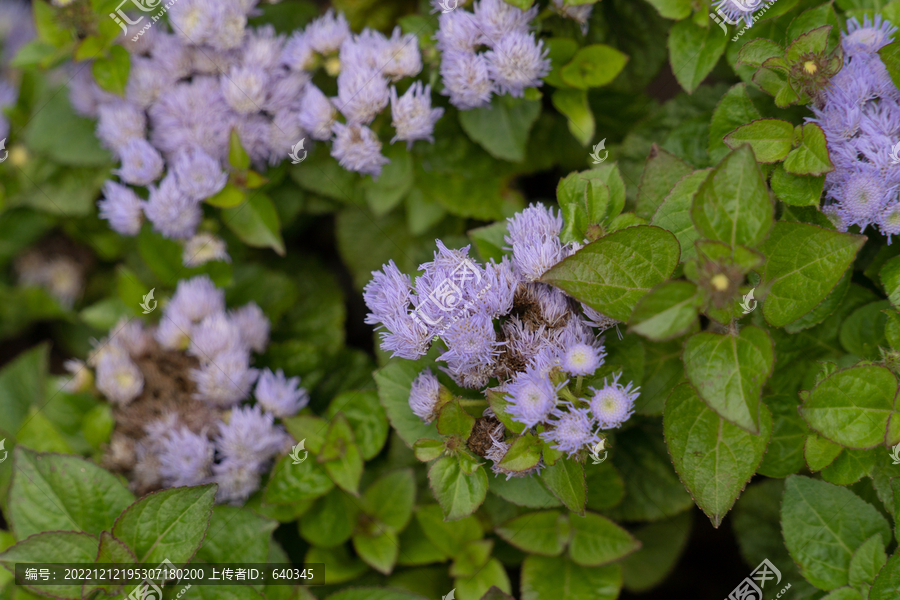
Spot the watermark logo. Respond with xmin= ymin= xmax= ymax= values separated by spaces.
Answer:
xmin=589 ymin=439 xmax=608 ymax=464
xmin=140 ymin=289 xmax=157 ymax=314
xmin=740 ymin=288 xmax=758 ymax=314
xmin=411 ymin=258 xmax=490 ymax=337
xmin=438 ymin=0 xmax=458 ymax=12
xmin=890 ymin=442 xmax=900 ymax=465
xmin=0 ymin=139 xmax=7 ymax=163
xmin=290 ymin=439 xmax=308 ymax=465
xmin=109 ymin=0 xmax=161 ymax=35
xmin=0 ymin=439 xmax=7 ymax=464
xmin=731 ymin=0 xmax=777 ymax=41
xmin=128 ymin=581 xmax=163 ymax=600
xmin=289 ymin=139 xmax=307 ymax=164
xmin=589 ymin=139 xmax=608 ymax=164
xmin=442 ymin=589 xmax=455 ymax=600
xmin=891 ymin=141 xmax=900 ymax=165
xmin=727 ymin=559 xmax=788 ymax=600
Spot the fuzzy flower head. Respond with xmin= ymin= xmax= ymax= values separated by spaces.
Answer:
xmin=96 ymin=101 xmax=146 ymax=156
xmin=334 ymin=65 xmax=390 ymax=124
xmin=116 ymin=138 xmax=164 ymax=186
xmin=306 ymin=9 xmax=351 ymax=55
xmin=439 ymin=312 xmax=503 ymax=377
xmin=435 ymin=10 xmax=482 ymax=53
xmin=409 ymin=368 xmax=444 ymax=423
xmin=190 ymin=348 xmax=259 ymax=405
xmin=473 ymin=0 xmax=537 ymax=44
xmin=712 ymin=0 xmax=767 ymax=29
xmin=95 ymin=350 xmax=144 ymax=406
xmin=229 ymin=302 xmax=270 ymax=353
xmin=189 ymin=313 xmax=245 ymax=361
xmin=98 ymin=181 xmax=145 ymax=236
xmin=255 ymin=368 xmax=309 ymax=417
xmin=183 ymin=233 xmax=231 ymax=267
xmin=561 ymin=342 xmax=605 ymax=376
xmin=382 ymin=27 xmax=423 ymax=80
xmin=589 ymin=373 xmax=639 ymax=429
xmin=144 ymin=175 xmax=203 ymax=240
xmin=440 ymin=50 xmax=494 ymax=110
xmin=505 ymin=366 xmax=560 ymax=428
xmin=299 ymin=84 xmax=338 ymax=140
xmin=331 ymin=122 xmax=390 ymax=177
xmin=170 ymin=275 xmax=227 ymax=323
xmin=171 ymin=147 xmax=228 ymax=202
xmin=540 ymin=404 xmax=598 ymax=456
xmin=364 ymin=259 xmax=413 ymax=326
xmin=391 ymin=82 xmax=444 ymax=147
xmin=843 ymin=14 xmax=897 ymax=56
xmin=157 ymin=426 xmax=215 ymax=488
xmin=215 ymin=404 xmax=288 ymax=464
xmin=484 ymin=31 xmax=550 ymax=98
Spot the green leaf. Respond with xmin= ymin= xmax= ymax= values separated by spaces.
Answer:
xmin=319 ymin=414 xmax=364 ymax=495
xmin=544 ymin=37 xmax=579 ymax=88
xmin=691 ymin=146 xmax=774 ymax=249
xmin=628 ymin=281 xmax=699 ymax=341
xmin=683 ymin=326 xmax=774 ymax=434
xmin=263 ymin=453 xmax=334 ymax=505
xmin=468 ymin=221 xmax=509 ymax=264
xmin=0 ymin=531 xmax=98 ymax=600
xmin=91 ymin=45 xmax=130 ymax=95
xmin=620 ymin=513 xmax=692 ymax=593
xmin=541 ymin=225 xmax=680 ymax=322
xmin=664 ymin=384 xmax=773 ymax=527
xmin=299 ymin=487 xmax=359 ymax=547
xmin=604 ymin=423 xmax=694 ymax=522
xmin=197 ymin=505 xmax=276 ymax=564
xmin=521 ymin=555 xmax=621 ymax=600
xmin=489 ymin=473 xmax=562 ymax=509
xmin=643 ymin=0 xmax=692 ymax=19
xmin=455 ymin=557 xmax=512 ymax=600
xmin=83 ymin=531 xmax=136 ymax=597
xmin=326 ymin=390 xmax=389 ymax=461
xmin=496 ymin=511 xmax=568 ymax=556
xmin=416 ymin=503 xmax=483 ymax=556
xmin=450 ymin=539 xmax=492 ymax=577
xmin=22 ymin=90 xmax=111 ymax=167
xmin=551 ymin=89 xmax=595 ymax=147
xmin=784 ymin=123 xmax=835 ymax=176
xmin=880 ymin=41 xmax=900 ymax=90
xmin=458 ymin=95 xmax=541 ymax=162
xmin=8 ymin=448 xmax=134 ymax=539
xmin=397 ymin=516 xmax=449 ymax=566
xmin=223 ymin=193 xmax=285 ymax=255
xmin=558 ymin=180 xmax=609 ymax=245
xmin=651 ymin=169 xmax=709 ymax=263
xmin=414 ymin=439 xmax=446 ymax=462
xmin=708 ymin=84 xmax=763 ymax=164
xmin=805 ymin=433 xmax=844 ymax=472
xmin=757 ymin=395 xmax=809 ymax=478
xmin=635 ymin=145 xmax=693 ymax=219
xmin=112 ymin=484 xmax=216 ymax=564
xmin=229 ymin=129 xmax=252 ymax=170
xmin=540 ymin=458 xmax=586 ymax=515
xmin=304 ymin=545 xmax=368 ymax=585
xmin=375 ymin=358 xmax=441 ymax=448
xmin=849 ymin=533 xmax=887 ymax=588
xmin=870 ymin=552 xmax=900 ymax=600
xmin=498 ymin=433 xmax=543 ymax=473
xmin=0 ymin=345 xmax=47 ymax=434
xmin=363 ymin=469 xmax=416 ymax=531
xmin=560 ymin=45 xmax=629 ymax=89
xmin=883 ymin=256 xmax=900 ymax=307
xmin=759 ymin=222 xmax=865 ymax=327
xmin=840 ymin=300 xmax=891 ymax=359
xmin=737 ymin=39 xmax=784 ymax=68
xmin=668 ymin=19 xmax=728 ymax=93
xmin=771 ymin=163 xmax=825 ymax=206
xmin=428 ymin=456 xmax=488 ymax=520
xmin=353 ymin=529 xmax=399 ymax=575
xmin=723 ymin=119 xmax=795 ymax=163
xmin=568 ymin=512 xmax=641 ymax=566
xmin=206 ymin=183 xmax=246 ymax=208
xmin=782 ymin=475 xmax=891 ymax=591
xmin=437 ymin=399 xmax=476 ymax=439
xmin=800 ymin=365 xmax=900 ymax=449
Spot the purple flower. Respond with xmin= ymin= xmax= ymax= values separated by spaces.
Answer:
xmin=96 ymin=101 xmax=146 ymax=156
xmin=299 ymin=84 xmax=337 ymax=140
xmin=155 ymin=307 xmax=193 ymax=351
xmin=505 ymin=366 xmax=559 ymax=428
xmin=221 ymin=65 xmax=268 ymax=113
xmin=126 ymin=57 xmax=173 ymax=109
xmin=844 ymin=14 xmax=898 ymax=56
xmin=364 ymin=259 xmax=413 ymax=326
xmin=95 ymin=350 xmax=144 ymax=406
xmin=505 ymin=203 xmax=567 ymax=280
xmin=148 ymin=33 xmax=194 ymax=80
xmin=215 ymin=404 xmax=289 ymax=464
xmin=206 ymin=1 xmax=249 ymax=51
xmin=243 ymin=25 xmax=285 ymax=70
xmin=115 ymin=138 xmax=164 ymax=186
xmin=540 ymin=404 xmax=598 ymax=456
xmin=439 ymin=312 xmax=503 ymax=377
xmin=109 ymin=317 xmax=153 ymax=358
xmin=440 ymin=50 xmax=494 ymax=110
xmin=436 ymin=11 xmax=482 ymax=53
xmin=266 ymin=71 xmax=309 ymax=114
xmin=390 ymin=82 xmax=444 ymax=147
xmin=183 ymin=233 xmax=231 ymax=267
xmin=169 ymin=0 xmax=218 ymax=44
xmin=255 ymin=368 xmax=309 ymax=417
xmin=171 ymin=147 xmax=228 ymax=202
xmin=561 ymin=342 xmax=605 ymax=376
xmin=581 ymin=304 xmax=618 ymax=333
xmin=157 ymin=426 xmax=215 ymax=487
xmin=234 ymin=114 xmax=273 ymax=167
xmin=282 ymin=32 xmax=316 ymax=71
xmin=190 ymin=348 xmax=259 ymax=405
xmin=484 ymin=31 xmax=550 ymax=98
xmin=330 ymin=122 xmax=390 ymax=177
xmin=212 ymin=457 xmax=261 ymax=504
xmin=170 ymin=275 xmax=227 ymax=323
xmin=306 ymin=9 xmax=350 ymax=55
xmin=473 ymin=0 xmax=537 ymax=45
xmin=878 ymin=202 xmax=900 ymax=242
xmin=145 ymin=175 xmax=203 ymax=240
xmin=150 ymin=77 xmax=234 ymax=162
xmin=267 ymin=109 xmax=304 ymax=164
xmin=711 ymin=0 xmax=767 ymax=29
xmin=378 ymin=313 xmax=430 ymax=360
xmin=229 ymin=302 xmax=270 ymax=353
xmin=589 ymin=373 xmax=639 ymax=429
xmin=334 ymin=65 xmax=390 ymax=124
xmin=189 ymin=313 xmax=245 ymax=361
xmin=409 ymin=368 xmax=443 ymax=423
xmin=382 ymin=27 xmax=423 ymax=81
xmin=98 ymin=181 xmax=145 ymax=236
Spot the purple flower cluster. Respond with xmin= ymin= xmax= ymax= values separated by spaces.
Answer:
xmin=0 ymin=0 xmax=35 ymax=140
xmin=435 ymin=0 xmax=550 ymax=109
xmin=811 ymin=16 xmax=900 ymax=240
xmin=712 ymin=0 xmax=768 ymax=28
xmin=364 ymin=203 xmax=638 ymax=468
xmin=89 ymin=274 xmax=308 ymax=504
